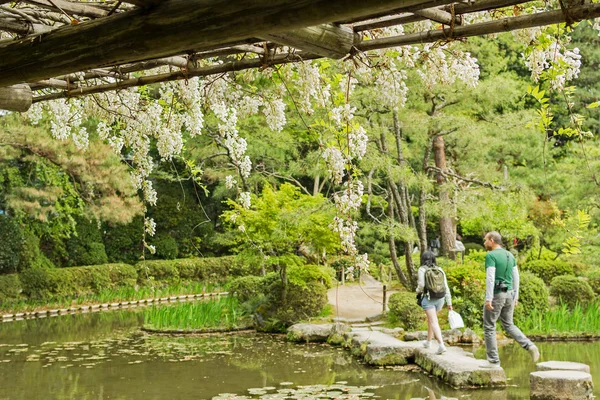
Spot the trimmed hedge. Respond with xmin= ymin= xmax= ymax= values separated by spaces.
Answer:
xmin=0 ymin=274 xmax=22 ymax=301
xmin=20 ymin=263 xmax=137 ymax=299
xmin=521 ymin=259 xmax=574 ymax=285
xmin=135 ymin=256 xmax=250 ymax=285
xmin=550 ymin=275 xmax=596 ymax=309
xmin=444 ymin=261 xmax=486 ymax=328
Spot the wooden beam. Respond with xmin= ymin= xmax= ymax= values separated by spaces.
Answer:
xmin=0 ymin=84 xmax=32 ymax=111
xmin=22 ymin=0 xmax=109 ymax=18
xmin=261 ymin=23 xmax=356 ymax=59
xmin=357 ymin=3 xmax=600 ymax=50
xmin=0 ymin=0 xmax=424 ymax=87
xmin=32 ymin=53 xmax=322 ymax=102
xmin=353 ymin=0 xmax=532 ymax=32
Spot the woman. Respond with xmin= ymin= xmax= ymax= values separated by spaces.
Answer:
xmin=416 ymin=250 xmax=452 ymax=354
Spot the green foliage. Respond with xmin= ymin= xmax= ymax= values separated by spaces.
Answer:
xmin=152 ymin=233 xmax=179 ymax=260
xmin=144 ymin=296 xmax=246 ymax=330
xmin=228 ymin=276 xmax=264 ymax=303
xmin=550 ymin=275 xmax=596 ymax=309
xmin=61 ymin=218 xmax=108 ymax=267
xmin=463 ymin=243 xmax=484 ymax=255
xmin=520 ymin=300 xmax=600 ymax=335
xmin=135 ymin=256 xmax=246 ymax=286
xmin=19 ymin=230 xmax=54 ymax=270
xmin=521 ymin=259 xmax=575 ymax=285
xmin=586 ymin=270 xmax=600 ymax=296
xmin=388 ymin=291 xmax=423 ymax=330
xmin=0 ymin=216 xmax=23 ymax=274
xmin=444 ymin=260 xmax=486 ymax=328
xmin=222 ymin=183 xmax=339 ymax=260
xmin=513 ymin=271 xmax=549 ymax=324
xmin=0 ymin=274 xmax=22 ymax=301
xmin=103 ymin=216 xmax=144 ymax=264
xmin=464 ymin=249 xmax=487 ymax=263
xmin=20 ymin=263 xmax=137 ymax=299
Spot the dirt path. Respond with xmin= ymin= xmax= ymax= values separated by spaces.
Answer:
xmin=327 ymin=274 xmax=396 ymax=320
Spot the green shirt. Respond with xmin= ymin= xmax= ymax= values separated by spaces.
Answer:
xmin=485 ymin=248 xmax=516 ymax=293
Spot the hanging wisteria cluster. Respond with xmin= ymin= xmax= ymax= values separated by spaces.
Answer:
xmin=23 ymin=16 xmax=585 ymax=267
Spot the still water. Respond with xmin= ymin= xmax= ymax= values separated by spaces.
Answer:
xmin=0 ymin=309 xmax=598 ymax=400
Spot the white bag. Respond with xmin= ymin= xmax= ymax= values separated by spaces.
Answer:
xmin=448 ymin=310 xmax=465 ymax=330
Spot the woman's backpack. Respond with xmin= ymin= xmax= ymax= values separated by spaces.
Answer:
xmin=424 ymin=265 xmax=446 ymax=299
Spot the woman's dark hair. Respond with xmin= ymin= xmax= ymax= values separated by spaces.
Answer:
xmin=420 ymin=250 xmax=436 ymax=267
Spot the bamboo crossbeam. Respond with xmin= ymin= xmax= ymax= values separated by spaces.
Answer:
xmin=413 ymin=8 xmax=461 ymax=25
xmin=0 ymin=0 xmax=429 ymax=87
xmin=32 ymin=53 xmax=321 ymax=103
xmin=357 ymin=3 xmax=600 ymax=50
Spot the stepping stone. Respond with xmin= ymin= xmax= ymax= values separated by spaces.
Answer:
xmin=414 ymin=346 xmax=506 ymax=388
xmin=536 ymin=361 xmax=590 ymax=373
xmin=530 ymin=370 xmax=593 ymax=400
xmin=347 ymin=330 xmax=421 ymax=366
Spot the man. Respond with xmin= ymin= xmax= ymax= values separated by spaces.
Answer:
xmin=481 ymin=231 xmax=540 ymax=368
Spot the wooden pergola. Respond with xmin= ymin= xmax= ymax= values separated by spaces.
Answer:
xmin=0 ymin=0 xmax=599 ymax=112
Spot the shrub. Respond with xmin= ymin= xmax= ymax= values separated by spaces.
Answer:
xmin=388 ymin=291 xmax=423 ymax=330
xmin=228 ymin=276 xmax=264 ymax=303
xmin=550 ymin=275 xmax=596 ymax=309
xmin=521 ymin=259 xmax=575 ymax=285
xmin=444 ymin=260 xmax=486 ymax=328
xmin=0 ymin=216 xmax=23 ymax=274
xmin=586 ymin=270 xmax=600 ymax=296
xmin=464 ymin=249 xmax=487 ymax=263
xmin=464 ymin=242 xmax=485 ymax=255
xmin=19 ymin=231 xmax=55 ymax=271
xmin=64 ymin=218 xmax=109 ymax=267
xmin=152 ymin=233 xmax=179 ymax=260
xmin=514 ymin=272 xmax=549 ymax=324
xmin=102 ymin=216 xmax=144 ymax=264
xmin=20 ymin=263 xmax=137 ymax=299
xmin=0 ymin=274 xmax=22 ymax=301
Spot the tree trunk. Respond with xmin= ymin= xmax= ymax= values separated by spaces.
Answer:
xmin=433 ymin=134 xmax=456 ymax=259
xmin=386 ymin=183 xmax=410 ymax=288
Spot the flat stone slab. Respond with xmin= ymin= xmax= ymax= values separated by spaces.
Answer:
xmin=287 ymin=323 xmax=336 ymax=343
xmin=346 ymin=330 xmax=422 ymax=366
xmin=415 ymin=346 xmax=506 ymax=388
xmin=530 ymin=370 xmax=594 ymax=400
xmin=536 ymin=361 xmax=590 ymax=373
xmin=346 ymin=330 xmax=506 ymax=388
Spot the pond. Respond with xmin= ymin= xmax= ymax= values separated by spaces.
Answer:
xmin=0 ymin=309 xmax=598 ymax=399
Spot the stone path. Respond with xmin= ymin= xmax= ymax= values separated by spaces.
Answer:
xmin=288 ymin=323 xmax=507 ymax=389
xmin=327 ymin=274 xmax=394 ymax=320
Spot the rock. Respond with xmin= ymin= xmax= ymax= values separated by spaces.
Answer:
xmin=287 ymin=324 xmax=333 ymax=343
xmin=530 ymin=370 xmax=593 ymax=400
xmin=403 ymin=329 xmax=464 ymax=344
xmin=327 ymin=323 xmax=351 ymax=346
xmin=460 ymin=328 xmax=482 ymax=344
xmin=347 ymin=330 xmax=421 ymax=366
xmin=536 ymin=361 xmax=590 ymax=373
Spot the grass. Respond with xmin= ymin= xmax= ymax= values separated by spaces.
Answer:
xmin=520 ymin=300 xmax=600 ymax=336
xmin=0 ymin=282 xmax=223 ymax=314
xmin=143 ymin=295 xmax=247 ymax=330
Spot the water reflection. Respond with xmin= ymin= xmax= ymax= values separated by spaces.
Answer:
xmin=0 ymin=311 xmax=598 ymax=399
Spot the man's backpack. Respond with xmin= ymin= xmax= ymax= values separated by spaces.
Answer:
xmin=424 ymin=265 xmax=446 ymax=299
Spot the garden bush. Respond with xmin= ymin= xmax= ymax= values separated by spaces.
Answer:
xmin=20 ymin=263 xmax=137 ymax=299
xmin=0 ymin=274 xmax=22 ymax=301
xmin=464 ymin=249 xmax=487 ymax=263
xmin=586 ymin=270 xmax=600 ymax=296
xmin=464 ymin=242 xmax=485 ymax=255
xmin=513 ymin=271 xmax=549 ymax=324
xmin=0 ymin=216 xmax=23 ymax=274
xmin=228 ymin=276 xmax=264 ymax=303
xmin=388 ymin=291 xmax=423 ymax=330
xmin=19 ymin=230 xmax=55 ymax=271
xmin=521 ymin=259 xmax=574 ymax=285
xmin=550 ymin=275 xmax=596 ymax=309
xmin=444 ymin=260 xmax=486 ymax=328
